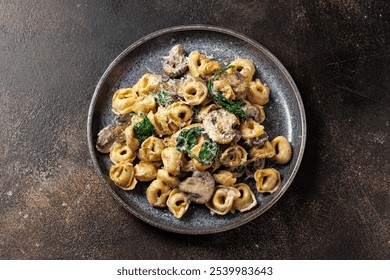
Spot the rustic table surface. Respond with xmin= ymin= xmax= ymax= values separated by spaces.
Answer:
xmin=1 ymin=0 xmax=389 ymax=259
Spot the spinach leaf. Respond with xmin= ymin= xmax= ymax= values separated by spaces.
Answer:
xmin=176 ymin=126 xmax=220 ymax=165
xmin=207 ymin=65 xmax=247 ymax=119
xmin=232 ymin=165 xmax=245 ymax=173
xmin=155 ymin=90 xmax=174 ymax=107
xmin=199 ymin=138 xmax=220 ymax=165
xmin=132 ymin=114 xmax=155 ymax=143
xmin=176 ymin=127 xmax=204 ymax=153
xmin=193 ymin=105 xmax=201 ymax=122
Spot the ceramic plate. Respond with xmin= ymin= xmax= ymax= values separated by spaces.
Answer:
xmin=87 ymin=25 xmax=306 ymax=234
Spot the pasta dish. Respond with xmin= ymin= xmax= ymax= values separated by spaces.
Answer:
xmin=96 ymin=44 xmax=292 ymax=219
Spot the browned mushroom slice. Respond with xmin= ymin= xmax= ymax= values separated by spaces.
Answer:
xmin=114 ymin=114 xmax=133 ymax=126
xmin=217 ymin=71 xmax=248 ymax=99
xmin=163 ymin=44 xmax=188 ymax=77
xmin=241 ymin=103 xmax=261 ymax=122
xmin=243 ymin=132 xmax=269 ymax=148
xmin=96 ymin=124 xmax=125 ymax=153
xmin=179 ymin=171 xmax=215 ymax=204
xmin=203 ymin=109 xmax=239 ymax=144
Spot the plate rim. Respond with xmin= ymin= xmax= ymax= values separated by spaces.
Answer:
xmin=87 ymin=24 xmax=307 ymax=235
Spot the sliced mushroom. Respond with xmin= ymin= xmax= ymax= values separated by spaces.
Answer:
xmin=163 ymin=44 xmax=188 ymax=78
xmin=96 ymin=124 xmax=126 ymax=153
xmin=243 ymin=132 xmax=269 ymax=148
xmin=179 ymin=171 xmax=215 ymax=204
xmin=245 ymin=158 xmax=265 ymax=179
xmin=241 ymin=103 xmax=261 ymax=122
xmin=217 ymin=71 xmax=248 ymax=99
xmin=114 ymin=114 xmax=133 ymax=126
xmin=203 ymin=109 xmax=239 ymax=144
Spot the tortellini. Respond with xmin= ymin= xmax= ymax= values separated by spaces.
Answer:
xmin=97 ymin=44 xmax=294 ymax=220
xmin=232 ymin=183 xmax=257 ymax=213
xmin=110 ymin=162 xmax=137 ymax=190
xmin=270 ymin=136 xmax=292 ymax=164
xmin=240 ymin=119 xmax=265 ymax=140
xmin=219 ymin=145 xmax=247 ymax=168
xmin=109 ymin=141 xmax=136 ymax=164
xmin=161 ymin=147 xmax=182 ymax=176
xmin=147 ymin=108 xmax=178 ymax=136
xmin=167 ymin=188 xmax=190 ymax=219
xmin=206 ymin=186 xmax=240 ymax=215
xmin=188 ymin=51 xmax=221 ymax=78
xmin=182 ymin=76 xmax=208 ymax=105
xmin=248 ymin=78 xmax=270 ymax=105
xmin=168 ymin=102 xmax=193 ymax=127
xmin=227 ymin=59 xmax=256 ymax=81
xmin=213 ymin=170 xmax=236 ymax=186
xmin=112 ymin=88 xmax=138 ymax=115
xmin=146 ymin=179 xmax=171 ymax=207
xmin=134 ymin=161 xmax=158 ymax=181
xmin=138 ymin=136 xmax=165 ymax=162
xmin=254 ymin=168 xmax=281 ymax=193
xmin=133 ymin=73 xmax=162 ymax=95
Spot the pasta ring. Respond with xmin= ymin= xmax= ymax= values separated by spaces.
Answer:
xmin=219 ymin=145 xmax=247 ymax=167
xmin=240 ymin=119 xmax=265 ymax=140
xmin=133 ymin=73 xmax=162 ymax=95
xmin=161 ymin=147 xmax=183 ymax=176
xmin=254 ymin=168 xmax=281 ymax=193
xmin=109 ymin=141 xmax=136 ymax=164
xmin=248 ymin=78 xmax=270 ymax=105
xmin=168 ymin=102 xmax=193 ymax=128
xmin=227 ymin=59 xmax=256 ymax=81
xmin=249 ymin=141 xmax=275 ymax=159
xmin=134 ymin=161 xmax=158 ymax=182
xmin=146 ymin=179 xmax=171 ymax=207
xmin=112 ymin=88 xmax=138 ymax=115
xmin=206 ymin=186 xmax=240 ymax=215
xmin=213 ymin=170 xmax=237 ymax=186
xmin=182 ymin=78 xmax=208 ymax=105
xmin=167 ymin=188 xmax=190 ymax=219
xmin=109 ymin=162 xmax=137 ymax=190
xmin=270 ymin=136 xmax=292 ymax=164
xmin=137 ymin=136 xmax=165 ymax=162
xmin=232 ymin=183 xmax=257 ymax=213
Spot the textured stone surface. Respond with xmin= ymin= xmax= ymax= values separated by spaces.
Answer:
xmin=0 ymin=0 xmax=389 ymax=259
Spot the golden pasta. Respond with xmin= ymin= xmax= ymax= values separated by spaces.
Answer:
xmin=133 ymin=73 xmax=162 ymax=95
xmin=109 ymin=141 xmax=136 ymax=164
xmin=254 ymin=168 xmax=281 ymax=193
xmin=161 ymin=147 xmax=183 ymax=176
xmin=232 ymin=183 xmax=257 ymax=213
xmin=270 ymin=136 xmax=292 ymax=164
xmin=167 ymin=188 xmax=190 ymax=218
xmin=182 ymin=77 xmax=208 ymax=105
xmin=112 ymin=88 xmax=138 ymax=115
xmin=109 ymin=162 xmax=137 ymax=190
xmin=219 ymin=145 xmax=247 ymax=167
xmin=168 ymin=102 xmax=193 ymax=127
xmin=213 ymin=170 xmax=237 ymax=186
xmin=134 ymin=161 xmax=158 ymax=182
xmin=206 ymin=186 xmax=241 ymax=215
xmin=248 ymin=78 xmax=270 ymax=105
xmin=96 ymin=44 xmax=293 ymax=219
xmin=146 ymin=179 xmax=171 ymax=207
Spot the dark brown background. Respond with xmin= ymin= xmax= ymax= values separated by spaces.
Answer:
xmin=1 ymin=0 xmax=389 ymax=259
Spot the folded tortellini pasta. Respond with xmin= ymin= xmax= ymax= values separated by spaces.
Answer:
xmin=109 ymin=162 xmax=137 ymax=190
xmin=96 ymin=44 xmax=294 ymax=219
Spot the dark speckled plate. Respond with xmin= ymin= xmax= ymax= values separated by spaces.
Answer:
xmin=87 ymin=25 xmax=306 ymax=234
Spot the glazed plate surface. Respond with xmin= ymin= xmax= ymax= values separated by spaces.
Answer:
xmin=87 ymin=25 xmax=306 ymax=234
